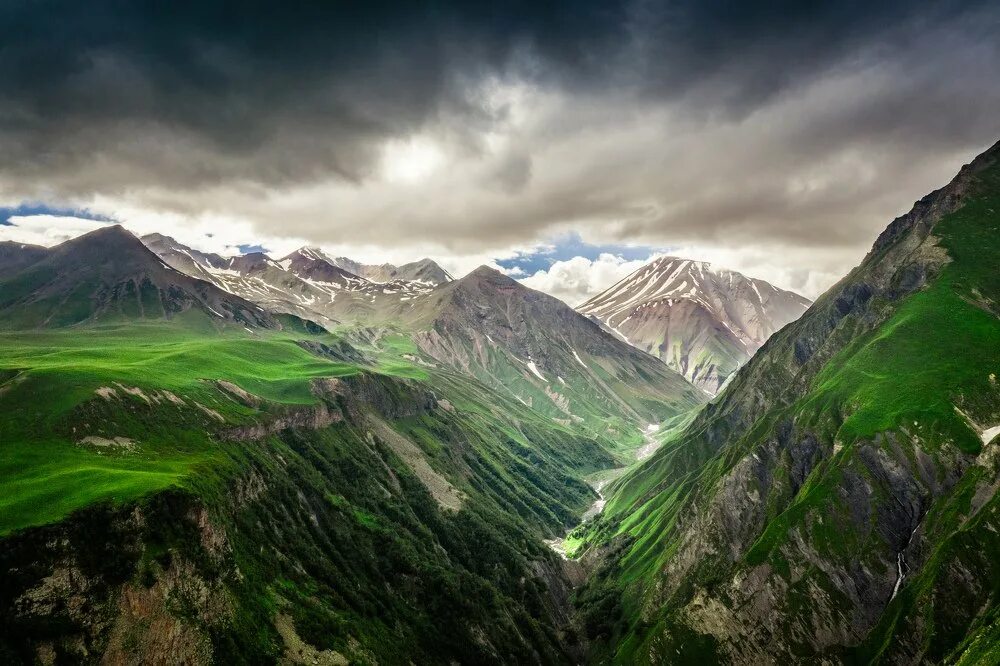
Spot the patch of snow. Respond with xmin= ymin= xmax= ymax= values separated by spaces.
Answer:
xmin=207 ymin=266 xmax=244 ymax=278
xmin=982 ymin=425 xmax=1000 ymax=445
xmin=526 ymin=360 xmax=546 ymax=381
xmin=571 ymin=348 xmax=589 ymax=369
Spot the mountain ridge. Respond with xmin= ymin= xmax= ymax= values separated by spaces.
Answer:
xmin=0 ymin=225 xmax=279 ymax=330
xmin=140 ymin=234 xmax=439 ymax=327
xmin=327 ymin=253 xmax=454 ymax=285
xmin=578 ymin=255 xmax=811 ymax=394
xmin=397 ymin=264 xmax=706 ymax=448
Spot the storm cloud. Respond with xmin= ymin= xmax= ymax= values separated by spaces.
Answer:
xmin=1 ymin=0 xmax=999 ymax=297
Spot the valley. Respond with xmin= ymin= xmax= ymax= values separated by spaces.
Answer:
xmin=0 ymin=137 xmax=997 ymax=666
xmin=570 ymin=140 xmax=1000 ymax=664
xmin=2 ymin=3 xmax=998 ymax=664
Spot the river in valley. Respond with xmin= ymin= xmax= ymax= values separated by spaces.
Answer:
xmin=545 ymin=424 xmax=661 ymax=558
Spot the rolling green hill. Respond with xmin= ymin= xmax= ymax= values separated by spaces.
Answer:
xmin=571 ymin=140 xmax=1000 ymax=663
xmin=0 ymin=314 xmax=628 ymax=663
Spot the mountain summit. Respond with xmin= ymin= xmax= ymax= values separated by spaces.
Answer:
xmin=578 ymin=256 xmax=810 ymax=393
xmin=402 ymin=264 xmax=705 ymax=439
xmin=0 ymin=225 xmax=277 ymax=329
xmin=327 ymin=254 xmax=453 ymax=285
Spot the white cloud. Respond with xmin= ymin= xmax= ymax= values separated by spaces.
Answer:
xmin=518 ymin=253 xmax=657 ymax=307
xmin=380 ymin=136 xmax=446 ymax=184
xmin=0 ymin=215 xmax=109 ymax=246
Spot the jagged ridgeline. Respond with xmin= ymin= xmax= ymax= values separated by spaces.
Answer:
xmin=0 ymin=223 xmax=700 ymax=663
xmin=574 ymin=142 xmax=1000 ymax=663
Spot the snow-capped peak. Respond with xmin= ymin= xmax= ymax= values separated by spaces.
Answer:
xmin=578 ymin=255 xmax=812 ymax=394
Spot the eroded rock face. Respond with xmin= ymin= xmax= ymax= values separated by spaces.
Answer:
xmin=316 ymin=372 xmax=439 ymax=420
xmin=0 ymin=493 xmax=232 ymax=665
xmin=223 ymin=401 xmax=344 ymax=441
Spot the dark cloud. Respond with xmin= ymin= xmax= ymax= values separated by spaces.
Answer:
xmin=0 ymin=0 xmax=632 ymax=194
xmin=1 ymin=0 xmax=999 ymax=301
xmin=0 ymin=0 xmax=995 ymax=196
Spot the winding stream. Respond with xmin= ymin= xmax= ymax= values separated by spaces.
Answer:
xmin=546 ymin=424 xmax=661 ymax=558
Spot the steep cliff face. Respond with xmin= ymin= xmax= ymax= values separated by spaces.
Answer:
xmin=1 ymin=367 xmax=611 ymax=664
xmin=576 ymin=140 xmax=1000 ymax=663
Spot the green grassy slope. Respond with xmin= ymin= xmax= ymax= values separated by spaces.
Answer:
xmin=0 ymin=322 xmax=359 ymax=534
xmin=571 ymin=146 xmax=1000 ymax=663
xmin=0 ymin=312 xmax=627 ymax=663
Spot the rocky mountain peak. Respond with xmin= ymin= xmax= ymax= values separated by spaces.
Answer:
xmin=578 ymin=253 xmax=811 ymax=394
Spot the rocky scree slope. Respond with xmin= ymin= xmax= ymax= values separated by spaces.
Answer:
xmin=573 ymin=140 xmax=1000 ymax=664
xmin=578 ymin=256 xmax=810 ymax=395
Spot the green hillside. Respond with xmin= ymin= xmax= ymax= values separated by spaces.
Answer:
xmin=0 ymin=323 xmax=360 ymax=534
xmin=0 ymin=309 xmax=635 ymax=663
xmin=571 ymin=144 xmax=1000 ymax=663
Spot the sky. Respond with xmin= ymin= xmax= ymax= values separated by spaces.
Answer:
xmin=1 ymin=1 xmax=999 ymax=305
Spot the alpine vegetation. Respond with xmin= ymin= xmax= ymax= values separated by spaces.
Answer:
xmin=1 ymin=2 xmax=999 ymax=664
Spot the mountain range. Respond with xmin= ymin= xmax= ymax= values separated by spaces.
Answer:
xmin=578 ymin=256 xmax=811 ymax=394
xmin=1 ymin=140 xmax=998 ymax=665
xmin=141 ymin=233 xmax=448 ymax=328
xmin=324 ymin=254 xmax=454 ymax=285
xmin=0 ymin=226 xmax=280 ymax=330
xmin=140 ymin=231 xmax=806 ymax=401
xmin=138 ymin=233 xmax=705 ymax=439
xmin=0 ymin=206 xmax=711 ymax=663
